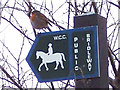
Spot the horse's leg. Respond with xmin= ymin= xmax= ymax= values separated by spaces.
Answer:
xmin=44 ymin=63 xmax=49 ymax=71
xmin=38 ymin=62 xmax=44 ymax=71
xmin=60 ymin=60 xmax=64 ymax=69
xmin=54 ymin=61 xmax=59 ymax=70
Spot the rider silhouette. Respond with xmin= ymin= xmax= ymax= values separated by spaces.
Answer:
xmin=47 ymin=43 xmax=53 ymax=55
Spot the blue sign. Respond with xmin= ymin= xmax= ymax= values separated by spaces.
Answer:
xmin=26 ymin=26 xmax=100 ymax=82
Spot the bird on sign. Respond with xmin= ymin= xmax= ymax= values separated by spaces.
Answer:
xmin=30 ymin=10 xmax=52 ymax=32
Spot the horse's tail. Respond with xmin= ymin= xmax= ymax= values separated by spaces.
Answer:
xmin=60 ymin=53 xmax=66 ymax=61
xmin=36 ymin=51 xmax=38 ymax=59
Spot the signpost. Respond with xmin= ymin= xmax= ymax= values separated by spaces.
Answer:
xmin=74 ymin=14 xmax=108 ymax=88
xmin=26 ymin=26 xmax=100 ymax=82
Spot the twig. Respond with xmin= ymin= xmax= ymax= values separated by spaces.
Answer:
xmin=0 ymin=40 xmax=17 ymax=61
xmin=64 ymin=80 xmax=69 ymax=90
xmin=0 ymin=65 xmax=22 ymax=89
xmin=48 ymin=18 xmax=66 ymax=30
xmin=82 ymin=1 xmax=91 ymax=14
xmin=67 ymin=0 xmax=71 ymax=29
xmin=17 ymin=37 xmax=25 ymax=84
xmin=109 ymin=77 xmax=118 ymax=88
xmin=1 ymin=17 xmax=34 ymax=42
xmin=108 ymin=46 xmax=118 ymax=77
xmin=74 ymin=0 xmax=78 ymax=16
xmin=91 ymin=1 xmax=98 ymax=14
xmin=60 ymin=81 xmax=75 ymax=88
xmin=108 ymin=1 xmax=120 ymax=9
xmin=50 ymin=82 xmax=55 ymax=90
xmin=99 ymin=0 xmax=103 ymax=14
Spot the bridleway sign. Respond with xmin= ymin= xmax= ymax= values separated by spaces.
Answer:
xmin=26 ymin=26 xmax=100 ymax=82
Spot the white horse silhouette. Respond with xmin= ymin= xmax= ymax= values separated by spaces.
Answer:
xmin=36 ymin=51 xmax=66 ymax=71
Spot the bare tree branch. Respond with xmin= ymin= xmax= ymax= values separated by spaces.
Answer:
xmin=0 ymin=65 xmax=22 ymax=89
xmin=1 ymin=17 xmax=34 ymax=42
xmin=91 ymin=1 xmax=98 ymax=13
xmin=109 ymin=77 xmax=118 ymax=88
xmin=108 ymin=46 xmax=118 ymax=77
xmin=108 ymin=1 xmax=120 ymax=9
xmin=50 ymin=82 xmax=55 ymax=90
xmin=0 ymin=0 xmax=120 ymax=89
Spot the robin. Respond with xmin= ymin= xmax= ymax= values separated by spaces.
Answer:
xmin=30 ymin=10 xmax=51 ymax=32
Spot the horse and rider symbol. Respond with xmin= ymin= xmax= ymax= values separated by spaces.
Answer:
xmin=36 ymin=43 xmax=66 ymax=71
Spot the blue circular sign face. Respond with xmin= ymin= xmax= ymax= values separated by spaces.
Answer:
xmin=26 ymin=26 xmax=100 ymax=82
